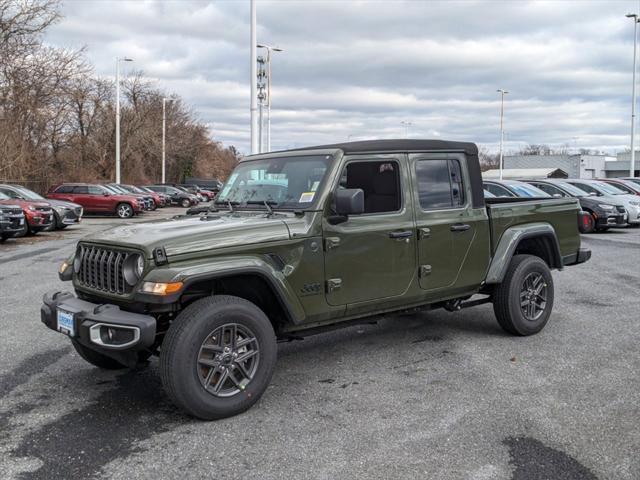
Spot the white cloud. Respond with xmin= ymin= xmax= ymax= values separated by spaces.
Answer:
xmin=45 ymin=0 xmax=637 ymax=154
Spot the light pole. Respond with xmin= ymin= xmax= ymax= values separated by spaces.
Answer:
xmin=257 ymin=44 xmax=283 ymax=152
xmin=400 ymin=121 xmax=412 ymax=139
xmin=161 ymin=97 xmax=173 ymax=184
xmin=250 ymin=0 xmax=258 ymax=154
xmin=115 ymin=57 xmax=133 ymax=183
xmin=497 ymin=89 xmax=509 ymax=180
xmin=627 ymin=13 xmax=640 ymax=177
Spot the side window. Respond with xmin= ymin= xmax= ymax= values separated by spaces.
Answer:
xmin=536 ymin=183 xmax=563 ymax=196
xmin=416 ymin=159 xmax=465 ymax=209
xmin=570 ymin=182 xmax=597 ymax=195
xmin=73 ymin=186 xmax=88 ymax=194
xmin=55 ymin=185 xmax=74 ymax=193
xmin=0 ymin=188 xmax=19 ymax=198
xmin=87 ymin=186 xmax=103 ymax=195
xmin=484 ymin=183 xmax=513 ymax=197
xmin=339 ymin=160 xmax=401 ymax=214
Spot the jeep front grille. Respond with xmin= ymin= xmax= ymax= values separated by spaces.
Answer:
xmin=76 ymin=245 xmax=133 ymax=295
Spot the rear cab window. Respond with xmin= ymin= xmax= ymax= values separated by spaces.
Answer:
xmin=415 ymin=159 xmax=465 ymax=209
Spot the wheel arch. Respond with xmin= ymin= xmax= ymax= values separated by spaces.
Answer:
xmin=174 ymin=262 xmax=306 ymax=330
xmin=485 ymin=223 xmax=562 ymax=284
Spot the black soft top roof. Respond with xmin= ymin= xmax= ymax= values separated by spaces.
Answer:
xmin=287 ymin=139 xmax=478 ymax=155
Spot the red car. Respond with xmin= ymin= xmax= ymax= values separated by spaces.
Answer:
xmin=599 ymin=178 xmax=640 ymax=196
xmin=199 ymin=188 xmax=216 ymax=201
xmin=48 ymin=183 xmax=143 ymax=218
xmin=0 ymin=192 xmax=54 ymax=235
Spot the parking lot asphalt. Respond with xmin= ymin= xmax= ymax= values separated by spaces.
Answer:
xmin=0 ymin=211 xmax=639 ymax=480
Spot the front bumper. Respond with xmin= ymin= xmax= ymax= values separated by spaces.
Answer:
xmin=41 ymin=291 xmax=156 ymax=364
xmin=0 ymin=214 xmax=26 ymax=235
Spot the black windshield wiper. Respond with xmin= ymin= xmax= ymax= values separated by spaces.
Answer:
xmin=214 ymin=199 xmax=239 ymax=213
xmin=246 ymin=200 xmax=278 ymax=216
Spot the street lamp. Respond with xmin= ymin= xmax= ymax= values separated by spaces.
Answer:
xmin=250 ymin=0 xmax=258 ymax=154
xmin=497 ymin=89 xmax=509 ymax=180
xmin=257 ymin=43 xmax=283 ymax=152
xmin=400 ymin=121 xmax=412 ymax=139
xmin=627 ymin=13 xmax=640 ymax=177
xmin=115 ymin=57 xmax=133 ymax=183
xmin=162 ymin=97 xmax=174 ymax=184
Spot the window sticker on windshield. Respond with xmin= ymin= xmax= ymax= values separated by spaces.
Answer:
xmin=299 ymin=192 xmax=315 ymax=203
xmin=311 ymin=181 xmax=320 ymax=192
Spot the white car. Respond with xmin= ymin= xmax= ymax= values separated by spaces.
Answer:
xmin=566 ymin=179 xmax=640 ymax=226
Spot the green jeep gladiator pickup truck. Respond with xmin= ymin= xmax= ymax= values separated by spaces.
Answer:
xmin=43 ymin=140 xmax=591 ymax=419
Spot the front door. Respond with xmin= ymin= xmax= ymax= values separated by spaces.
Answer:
xmin=323 ymin=155 xmax=416 ymax=306
xmin=409 ymin=155 xmax=476 ymax=291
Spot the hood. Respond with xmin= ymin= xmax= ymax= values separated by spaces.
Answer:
xmin=45 ymin=198 xmax=82 ymax=209
xmin=2 ymin=199 xmax=51 ymax=209
xmin=83 ymin=212 xmax=291 ymax=258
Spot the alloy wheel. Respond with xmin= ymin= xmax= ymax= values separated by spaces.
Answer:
xmin=520 ymin=272 xmax=547 ymax=321
xmin=197 ymin=323 xmax=260 ymax=398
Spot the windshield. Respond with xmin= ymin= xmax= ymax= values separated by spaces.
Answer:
xmin=12 ymin=186 xmax=44 ymax=200
xmin=592 ymin=181 xmax=626 ymax=195
xmin=555 ymin=182 xmax=590 ymax=197
xmin=216 ymin=155 xmax=332 ymax=209
xmin=509 ymin=183 xmax=550 ymax=197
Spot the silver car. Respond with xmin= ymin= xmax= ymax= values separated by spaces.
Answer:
xmin=566 ymin=179 xmax=640 ymax=226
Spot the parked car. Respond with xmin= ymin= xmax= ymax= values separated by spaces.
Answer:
xmin=0 ymin=184 xmax=83 ymax=230
xmin=119 ymin=184 xmax=166 ymax=208
xmin=622 ymin=177 xmax=640 ymax=190
xmin=565 ymin=179 xmax=640 ymax=227
xmin=184 ymin=177 xmax=222 ymax=194
xmin=45 ymin=139 xmax=590 ymax=420
xmin=48 ymin=183 xmax=143 ymax=218
xmin=483 ymin=179 xmax=551 ymax=198
xmin=137 ymin=186 xmax=171 ymax=207
xmin=143 ymin=185 xmax=198 ymax=207
xmin=105 ymin=184 xmax=154 ymax=211
xmin=524 ymin=179 xmax=627 ymax=233
xmin=199 ymin=188 xmax=216 ymax=201
xmin=598 ymin=178 xmax=640 ymax=196
xmin=0 ymin=191 xmax=53 ymax=234
xmin=0 ymin=194 xmax=27 ymax=241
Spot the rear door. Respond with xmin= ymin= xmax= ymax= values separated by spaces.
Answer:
xmin=322 ymin=155 xmax=416 ymax=306
xmin=409 ymin=154 xmax=487 ymax=292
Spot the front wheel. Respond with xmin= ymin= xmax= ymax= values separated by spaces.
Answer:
xmin=160 ymin=295 xmax=277 ymax=420
xmin=116 ymin=203 xmax=134 ymax=218
xmin=493 ymin=254 xmax=554 ymax=336
xmin=180 ymin=198 xmax=191 ymax=208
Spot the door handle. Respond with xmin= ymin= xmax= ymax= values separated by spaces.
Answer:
xmin=450 ymin=223 xmax=471 ymax=232
xmin=388 ymin=230 xmax=413 ymax=239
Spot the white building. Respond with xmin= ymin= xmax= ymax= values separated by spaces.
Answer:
xmin=502 ymin=154 xmax=624 ymax=178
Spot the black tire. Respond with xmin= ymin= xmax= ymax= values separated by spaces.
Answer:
xmin=595 ymin=226 xmax=609 ymax=232
xmin=116 ymin=202 xmax=134 ymax=218
xmin=0 ymin=235 xmax=7 ymax=243
xmin=160 ymin=295 xmax=277 ymax=420
xmin=493 ymin=254 xmax=554 ymax=336
xmin=180 ymin=198 xmax=191 ymax=208
xmin=72 ymin=340 xmax=127 ymax=370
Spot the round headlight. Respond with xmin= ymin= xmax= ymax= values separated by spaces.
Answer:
xmin=123 ymin=254 xmax=144 ymax=286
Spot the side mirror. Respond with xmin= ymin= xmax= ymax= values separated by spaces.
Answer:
xmin=328 ymin=188 xmax=364 ymax=225
xmin=552 ymin=193 xmax=563 ymax=198
xmin=103 ymin=193 xmax=110 ymax=196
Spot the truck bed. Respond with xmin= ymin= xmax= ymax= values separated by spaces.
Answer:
xmin=485 ymin=197 xmax=582 ymax=259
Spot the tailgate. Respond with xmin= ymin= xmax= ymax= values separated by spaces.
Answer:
xmin=486 ymin=198 xmax=581 ymax=257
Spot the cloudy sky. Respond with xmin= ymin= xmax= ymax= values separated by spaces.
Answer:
xmin=45 ymin=0 xmax=639 ymax=155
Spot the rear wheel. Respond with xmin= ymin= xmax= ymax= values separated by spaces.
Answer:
xmin=160 ymin=295 xmax=277 ymax=420
xmin=116 ymin=202 xmax=134 ymax=218
xmin=493 ymin=254 xmax=554 ymax=336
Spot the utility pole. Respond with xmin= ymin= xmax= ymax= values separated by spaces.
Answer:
xmin=497 ymin=89 xmax=509 ymax=180
xmin=250 ymin=0 xmax=258 ymax=154
xmin=115 ymin=57 xmax=133 ymax=183
xmin=627 ymin=13 xmax=640 ymax=177
xmin=257 ymin=55 xmax=266 ymax=153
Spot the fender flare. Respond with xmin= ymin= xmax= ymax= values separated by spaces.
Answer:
xmin=485 ymin=223 xmax=562 ymax=284
xmin=139 ymin=255 xmax=306 ymax=324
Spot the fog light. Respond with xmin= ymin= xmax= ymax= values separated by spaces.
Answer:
xmin=89 ymin=323 xmax=140 ymax=349
xmin=59 ymin=261 xmax=69 ymax=275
